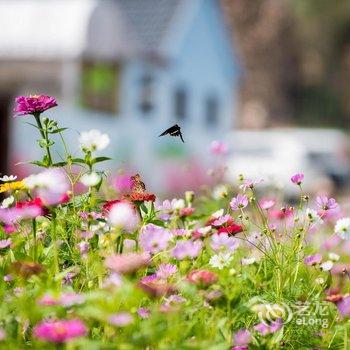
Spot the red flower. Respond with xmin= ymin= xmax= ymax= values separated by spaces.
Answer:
xmin=218 ymin=223 xmax=243 ymax=235
xmin=15 ymin=197 xmax=47 ymax=216
xmin=129 ymin=192 xmax=156 ymax=202
xmin=187 ymin=269 xmax=218 ymax=287
xmin=103 ymin=199 xmax=122 ymax=213
xmin=179 ymin=207 xmax=195 ymax=217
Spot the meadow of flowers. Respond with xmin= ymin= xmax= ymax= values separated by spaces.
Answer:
xmin=0 ymin=95 xmax=349 ymax=349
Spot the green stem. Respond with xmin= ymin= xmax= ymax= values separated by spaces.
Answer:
xmin=32 ymin=219 xmax=37 ymax=262
xmin=51 ymin=211 xmax=59 ymax=276
xmin=33 ymin=113 xmax=53 ymax=166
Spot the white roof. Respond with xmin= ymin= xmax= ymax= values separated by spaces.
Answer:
xmin=0 ymin=0 xmax=137 ymax=60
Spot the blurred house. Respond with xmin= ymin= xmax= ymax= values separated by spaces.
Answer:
xmin=0 ymin=0 xmax=239 ymax=190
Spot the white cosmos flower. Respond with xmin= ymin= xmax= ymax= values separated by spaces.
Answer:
xmin=320 ymin=260 xmax=333 ymax=271
xmin=1 ymin=196 xmax=14 ymax=209
xmin=306 ymin=208 xmax=323 ymax=224
xmin=212 ymin=209 xmax=224 ymax=219
xmin=209 ymin=252 xmax=233 ymax=270
xmin=315 ymin=277 xmax=325 ymax=285
xmin=80 ymin=172 xmax=101 ymax=187
xmin=335 ymin=218 xmax=350 ymax=239
xmin=172 ymin=199 xmax=185 ymax=210
xmin=241 ymin=257 xmax=257 ymax=266
xmin=0 ymin=175 xmax=17 ymax=182
xmin=212 ymin=185 xmax=228 ymax=199
xmin=79 ymin=129 xmax=110 ymax=152
xmin=329 ymin=252 xmax=340 ymax=261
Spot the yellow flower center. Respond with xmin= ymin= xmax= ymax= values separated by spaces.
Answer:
xmin=0 ymin=181 xmax=25 ymax=193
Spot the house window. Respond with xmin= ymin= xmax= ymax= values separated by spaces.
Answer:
xmin=82 ymin=61 xmax=118 ymax=114
xmin=205 ymin=95 xmax=219 ymax=126
xmin=174 ymin=87 xmax=187 ymax=120
xmin=139 ymin=74 xmax=154 ymax=114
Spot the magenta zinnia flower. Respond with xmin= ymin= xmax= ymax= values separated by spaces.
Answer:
xmin=33 ymin=319 xmax=87 ymax=343
xmin=14 ymin=95 xmax=57 ymax=116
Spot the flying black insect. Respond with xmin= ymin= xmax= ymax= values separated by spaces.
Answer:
xmin=158 ymin=124 xmax=184 ymax=143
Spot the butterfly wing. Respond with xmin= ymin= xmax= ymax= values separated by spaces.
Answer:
xmin=159 ymin=125 xmax=177 ymax=137
xmin=131 ymin=174 xmax=146 ymax=193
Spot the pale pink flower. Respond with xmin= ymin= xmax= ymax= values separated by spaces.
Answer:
xmin=230 ymin=194 xmax=248 ymax=211
xmin=210 ymin=233 xmax=239 ymax=252
xmin=259 ymin=198 xmax=276 ymax=210
xmin=139 ymin=224 xmax=172 ymax=253
xmin=316 ymin=196 xmax=338 ymax=211
xmin=210 ymin=140 xmax=228 ymax=155
xmin=172 ymin=240 xmax=202 ymax=260
xmin=109 ymin=312 xmax=133 ymax=327
xmin=137 ymin=307 xmax=150 ymax=319
xmin=239 ymin=178 xmax=263 ymax=191
xmin=108 ymin=201 xmax=139 ymax=232
xmin=156 ymin=263 xmax=177 ymax=279
xmin=304 ymin=254 xmax=322 ymax=266
xmin=0 ymin=239 xmax=11 ymax=249
xmin=105 ymin=252 xmax=150 ymax=274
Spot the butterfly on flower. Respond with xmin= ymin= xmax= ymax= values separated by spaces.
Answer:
xmin=128 ymin=174 xmax=155 ymax=202
xmin=158 ymin=124 xmax=184 ymax=143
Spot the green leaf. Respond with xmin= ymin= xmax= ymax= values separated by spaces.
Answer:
xmin=53 ymin=162 xmax=68 ymax=167
xmin=91 ymin=157 xmax=111 ymax=164
xmin=50 ymin=127 xmax=68 ymax=134
xmin=71 ymin=158 xmax=86 ymax=164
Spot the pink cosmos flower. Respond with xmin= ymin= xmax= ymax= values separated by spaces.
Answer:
xmin=304 ymin=253 xmax=322 ymax=266
xmin=316 ymin=196 xmax=338 ymax=211
xmin=105 ymin=252 xmax=150 ymax=274
xmin=0 ymin=206 xmax=43 ymax=225
xmin=33 ymin=319 xmax=87 ymax=343
xmin=102 ymin=273 xmax=122 ymax=288
xmin=137 ymin=307 xmax=150 ymax=319
xmin=139 ymin=224 xmax=172 ymax=253
xmin=230 ymin=194 xmax=248 ymax=211
xmin=336 ymin=296 xmax=350 ymax=317
xmin=156 ymin=263 xmax=177 ymax=279
xmin=172 ymin=240 xmax=203 ymax=260
xmin=254 ymin=318 xmax=282 ymax=335
xmin=210 ymin=140 xmax=228 ymax=155
xmin=0 ymin=239 xmax=11 ymax=249
xmin=291 ymin=173 xmax=304 ymax=185
xmin=239 ymin=178 xmax=263 ymax=191
xmin=14 ymin=95 xmax=57 ymax=116
xmin=109 ymin=312 xmax=133 ymax=327
xmin=259 ymin=198 xmax=276 ymax=210
xmin=210 ymin=233 xmax=239 ymax=252
xmin=233 ymin=328 xmax=251 ymax=349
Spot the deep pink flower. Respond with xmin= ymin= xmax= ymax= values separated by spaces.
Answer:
xmin=33 ymin=319 xmax=86 ymax=343
xmin=230 ymin=194 xmax=248 ymax=211
xmin=14 ymin=95 xmax=57 ymax=116
xmin=291 ymin=173 xmax=304 ymax=185
xmin=210 ymin=140 xmax=228 ymax=155
xmin=187 ymin=269 xmax=218 ymax=286
xmin=113 ymin=173 xmax=132 ymax=193
xmin=316 ymin=196 xmax=338 ymax=211
xmin=304 ymin=254 xmax=322 ymax=266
